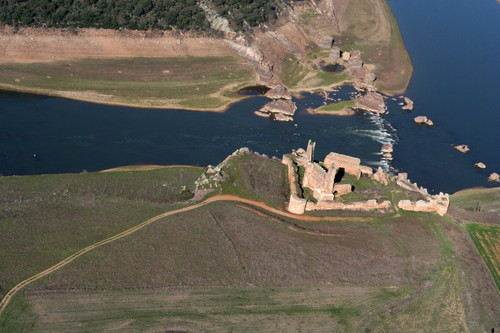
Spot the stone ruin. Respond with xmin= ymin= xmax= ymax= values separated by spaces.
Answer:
xmin=282 ymin=140 xmax=450 ymax=216
xmin=283 ymin=140 xmax=390 ymax=214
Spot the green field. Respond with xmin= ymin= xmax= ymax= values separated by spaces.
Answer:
xmin=316 ymin=99 xmax=356 ymax=113
xmin=466 ymin=224 xmax=499 ymax=290
xmin=0 ymin=56 xmax=256 ymax=110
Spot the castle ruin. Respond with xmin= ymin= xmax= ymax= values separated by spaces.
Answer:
xmin=282 ymin=141 xmax=449 ymax=216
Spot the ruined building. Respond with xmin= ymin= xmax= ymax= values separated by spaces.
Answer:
xmin=282 ymin=141 xmax=449 ymax=216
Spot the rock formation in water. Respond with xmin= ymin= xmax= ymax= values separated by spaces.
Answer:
xmin=258 ymin=99 xmax=297 ymax=121
xmin=414 ymin=116 xmax=434 ymax=126
xmin=402 ymin=96 xmax=414 ymax=110
xmin=355 ymin=92 xmax=386 ymax=115
xmin=488 ymin=173 xmax=500 ymax=182
xmin=454 ymin=144 xmax=470 ymax=153
xmin=475 ymin=162 xmax=486 ymax=169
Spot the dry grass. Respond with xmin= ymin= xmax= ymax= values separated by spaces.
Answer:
xmin=0 ymin=56 xmax=256 ymax=110
xmin=0 ymin=167 xmax=203 ymax=299
xmin=338 ymin=0 xmax=412 ymax=94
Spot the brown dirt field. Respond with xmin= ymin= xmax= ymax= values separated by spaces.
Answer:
xmin=0 ymin=26 xmax=235 ymax=63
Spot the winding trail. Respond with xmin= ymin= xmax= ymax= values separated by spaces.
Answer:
xmin=0 ymin=194 xmax=373 ymax=316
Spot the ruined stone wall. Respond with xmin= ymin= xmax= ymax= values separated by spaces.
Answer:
xmin=306 ymin=199 xmax=391 ymax=211
xmin=398 ymin=197 xmax=449 ymax=216
xmin=282 ymin=154 xmax=298 ymax=195
xmin=282 ymin=154 xmax=308 ymax=214
xmin=303 ymin=163 xmax=328 ymax=191
xmin=324 ymin=152 xmax=361 ymax=178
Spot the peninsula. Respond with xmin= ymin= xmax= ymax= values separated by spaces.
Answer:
xmin=0 ymin=0 xmax=412 ymax=116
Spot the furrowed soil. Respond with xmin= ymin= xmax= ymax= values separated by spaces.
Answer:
xmin=1 ymin=202 xmax=498 ymax=331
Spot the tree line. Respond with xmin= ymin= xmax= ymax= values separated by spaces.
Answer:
xmin=0 ymin=0 xmax=299 ymax=31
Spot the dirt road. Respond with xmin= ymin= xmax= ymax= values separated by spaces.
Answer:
xmin=0 ymin=194 xmax=374 ymax=316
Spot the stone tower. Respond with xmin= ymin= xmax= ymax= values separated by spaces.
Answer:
xmin=306 ymin=140 xmax=315 ymax=163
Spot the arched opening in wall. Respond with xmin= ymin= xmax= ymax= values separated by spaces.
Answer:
xmin=334 ymin=167 xmax=345 ymax=183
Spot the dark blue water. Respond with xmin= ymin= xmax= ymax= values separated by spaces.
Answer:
xmin=0 ymin=87 xmax=394 ymax=177
xmin=385 ymin=0 xmax=500 ymax=193
xmin=0 ymin=0 xmax=498 ymax=194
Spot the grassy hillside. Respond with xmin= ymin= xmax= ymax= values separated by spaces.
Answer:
xmin=0 ymin=56 xmax=256 ymax=110
xmin=451 ymin=187 xmax=500 ymax=214
xmin=1 ymin=154 xmax=499 ymax=331
xmin=0 ymin=166 xmax=203 ymax=299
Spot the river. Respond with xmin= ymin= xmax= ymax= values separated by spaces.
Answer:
xmin=0 ymin=0 xmax=498 ymax=194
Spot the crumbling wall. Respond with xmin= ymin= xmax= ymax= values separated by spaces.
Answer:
xmin=306 ymin=199 xmax=391 ymax=211
xmin=398 ymin=195 xmax=449 ymax=216
xmin=303 ymin=163 xmax=328 ymax=191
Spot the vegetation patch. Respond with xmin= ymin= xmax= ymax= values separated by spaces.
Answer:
xmin=465 ymin=224 xmax=500 ymax=290
xmin=220 ymin=153 xmax=289 ymax=208
xmin=317 ymin=99 xmax=356 ymax=112
xmin=338 ymin=174 xmax=424 ymax=206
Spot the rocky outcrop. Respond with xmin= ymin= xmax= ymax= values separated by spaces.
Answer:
xmin=381 ymin=143 xmax=393 ymax=153
xmin=454 ymin=144 xmax=470 ymax=153
xmin=381 ymin=144 xmax=393 ymax=160
xmin=402 ymin=97 xmax=414 ymax=110
xmin=347 ymin=50 xmax=363 ymax=69
xmin=355 ymin=92 xmax=386 ymax=115
xmin=265 ymin=84 xmax=292 ymax=100
xmin=259 ymin=99 xmax=297 ymax=121
xmin=195 ymin=147 xmax=252 ymax=190
xmin=488 ymin=173 xmax=500 ymax=182
xmin=414 ymin=116 xmax=434 ymax=126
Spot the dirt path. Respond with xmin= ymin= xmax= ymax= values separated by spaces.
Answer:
xmin=0 ymin=194 xmax=373 ymax=316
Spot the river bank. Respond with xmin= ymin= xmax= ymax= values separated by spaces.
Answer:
xmin=0 ymin=0 xmax=412 ymax=112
